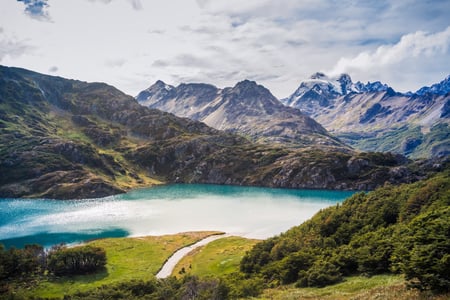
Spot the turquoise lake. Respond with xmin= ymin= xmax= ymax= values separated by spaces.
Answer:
xmin=0 ymin=184 xmax=355 ymax=248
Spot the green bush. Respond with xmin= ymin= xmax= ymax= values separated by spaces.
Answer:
xmin=47 ymin=245 xmax=106 ymax=276
xmin=297 ymin=260 xmax=342 ymax=287
xmin=0 ymin=244 xmax=45 ymax=280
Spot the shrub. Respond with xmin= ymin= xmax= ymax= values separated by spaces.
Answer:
xmin=47 ymin=245 xmax=106 ymax=276
xmin=0 ymin=244 xmax=45 ymax=280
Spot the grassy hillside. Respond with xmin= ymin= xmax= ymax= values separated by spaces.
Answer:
xmin=338 ymin=123 xmax=450 ymax=159
xmin=172 ymin=236 xmax=259 ymax=277
xmin=256 ymin=275 xmax=450 ymax=300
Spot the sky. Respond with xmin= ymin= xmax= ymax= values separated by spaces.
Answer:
xmin=1 ymin=0 xmax=449 ymax=98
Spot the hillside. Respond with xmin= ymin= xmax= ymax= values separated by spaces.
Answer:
xmin=136 ymin=79 xmax=345 ymax=148
xmin=282 ymin=73 xmax=450 ymax=158
xmin=0 ymin=66 xmax=431 ymax=199
xmin=241 ymin=165 xmax=450 ymax=293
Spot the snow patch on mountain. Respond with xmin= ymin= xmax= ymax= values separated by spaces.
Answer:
xmin=282 ymin=72 xmax=393 ymax=108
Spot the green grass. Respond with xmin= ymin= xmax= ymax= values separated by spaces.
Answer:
xmin=25 ymin=231 xmax=221 ymax=299
xmin=254 ymin=274 xmax=449 ymax=300
xmin=172 ymin=236 xmax=259 ymax=277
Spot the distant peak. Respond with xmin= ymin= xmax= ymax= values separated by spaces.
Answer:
xmin=136 ymin=80 xmax=174 ymax=101
xmin=235 ymin=79 xmax=258 ymax=87
xmin=154 ymin=80 xmax=166 ymax=85
xmin=415 ymin=74 xmax=450 ymax=96
xmin=310 ymin=72 xmax=327 ymax=80
xmin=338 ymin=73 xmax=352 ymax=83
xmin=149 ymin=80 xmax=173 ymax=92
xmin=229 ymin=79 xmax=276 ymax=100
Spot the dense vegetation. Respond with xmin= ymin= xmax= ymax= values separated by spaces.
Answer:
xmin=240 ymin=166 xmax=450 ymax=293
xmin=0 ymin=244 xmax=106 ymax=292
xmin=0 ymin=244 xmax=46 ymax=282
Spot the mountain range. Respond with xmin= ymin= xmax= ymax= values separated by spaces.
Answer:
xmin=136 ymin=79 xmax=344 ymax=149
xmin=137 ymin=73 xmax=449 ymax=159
xmin=0 ymin=66 xmax=430 ymax=199
xmin=282 ymin=73 xmax=450 ymax=158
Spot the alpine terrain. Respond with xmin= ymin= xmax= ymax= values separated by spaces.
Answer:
xmin=0 ymin=66 xmax=430 ymax=199
xmin=282 ymin=72 xmax=450 ymax=158
xmin=136 ymin=80 xmax=344 ymax=148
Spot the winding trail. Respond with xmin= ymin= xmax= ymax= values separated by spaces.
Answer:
xmin=156 ymin=233 xmax=229 ymax=278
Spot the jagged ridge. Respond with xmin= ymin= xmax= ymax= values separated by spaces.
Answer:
xmin=137 ymin=79 xmax=345 ymax=148
xmin=282 ymin=72 xmax=450 ymax=158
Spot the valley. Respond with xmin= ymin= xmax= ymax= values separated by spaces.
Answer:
xmin=0 ymin=66 xmax=432 ymax=200
xmin=0 ymin=65 xmax=449 ymax=299
xmin=2 ymin=1 xmax=449 ymax=299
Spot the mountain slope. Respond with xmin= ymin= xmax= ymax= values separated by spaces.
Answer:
xmin=241 ymin=166 xmax=450 ymax=292
xmin=0 ymin=66 xmax=433 ymax=199
xmin=137 ymin=80 xmax=344 ymax=148
xmin=282 ymin=73 xmax=450 ymax=158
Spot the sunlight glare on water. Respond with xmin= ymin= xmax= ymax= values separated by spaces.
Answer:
xmin=0 ymin=184 xmax=355 ymax=248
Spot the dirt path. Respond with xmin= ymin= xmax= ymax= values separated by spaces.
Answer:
xmin=156 ymin=233 xmax=228 ymax=278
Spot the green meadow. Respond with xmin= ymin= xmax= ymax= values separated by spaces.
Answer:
xmin=21 ymin=231 xmax=221 ymax=299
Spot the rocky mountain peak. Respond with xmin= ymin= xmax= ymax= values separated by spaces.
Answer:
xmin=353 ymin=81 xmax=390 ymax=93
xmin=153 ymin=79 xmax=166 ymax=86
xmin=338 ymin=73 xmax=352 ymax=83
xmin=416 ymin=74 xmax=450 ymax=96
xmin=231 ymin=79 xmax=272 ymax=98
xmin=136 ymin=80 xmax=175 ymax=103
xmin=136 ymin=78 xmax=343 ymax=148
xmin=337 ymin=74 xmax=353 ymax=95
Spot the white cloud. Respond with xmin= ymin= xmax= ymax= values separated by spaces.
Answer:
xmin=105 ymin=58 xmax=126 ymax=68
xmin=87 ymin=0 xmax=143 ymax=10
xmin=329 ymin=27 xmax=450 ymax=91
xmin=0 ymin=0 xmax=449 ymax=97
xmin=0 ymin=32 xmax=33 ymax=61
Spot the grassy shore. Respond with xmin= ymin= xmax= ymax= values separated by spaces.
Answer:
xmin=9 ymin=232 xmax=449 ymax=300
xmin=24 ymin=231 xmax=221 ymax=299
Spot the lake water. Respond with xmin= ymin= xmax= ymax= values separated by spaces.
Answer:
xmin=0 ymin=184 xmax=355 ymax=248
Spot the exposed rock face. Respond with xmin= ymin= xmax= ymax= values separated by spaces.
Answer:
xmin=282 ymin=73 xmax=450 ymax=158
xmin=0 ymin=66 xmax=438 ymax=199
xmin=137 ymin=79 xmax=345 ymax=149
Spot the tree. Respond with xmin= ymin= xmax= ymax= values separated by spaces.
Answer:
xmin=394 ymin=207 xmax=450 ymax=292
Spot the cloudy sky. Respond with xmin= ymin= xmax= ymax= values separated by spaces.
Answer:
xmin=1 ymin=0 xmax=449 ymax=98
